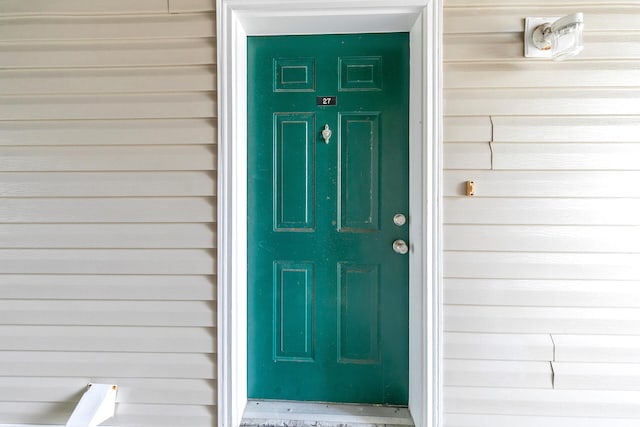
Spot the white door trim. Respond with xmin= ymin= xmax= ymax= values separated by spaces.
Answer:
xmin=216 ymin=1 xmax=443 ymax=426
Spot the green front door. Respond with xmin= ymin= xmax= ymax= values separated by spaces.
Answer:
xmin=248 ymin=33 xmax=409 ymax=405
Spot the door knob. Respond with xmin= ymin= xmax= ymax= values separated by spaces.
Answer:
xmin=393 ymin=213 xmax=407 ymax=226
xmin=392 ymin=239 xmax=409 ymax=254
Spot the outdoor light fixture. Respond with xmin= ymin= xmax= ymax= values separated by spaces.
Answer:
xmin=524 ymin=13 xmax=584 ymax=60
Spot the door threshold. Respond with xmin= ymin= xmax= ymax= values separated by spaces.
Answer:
xmin=241 ymin=400 xmax=414 ymax=427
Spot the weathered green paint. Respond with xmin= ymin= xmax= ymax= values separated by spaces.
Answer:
xmin=248 ymin=33 xmax=409 ymax=404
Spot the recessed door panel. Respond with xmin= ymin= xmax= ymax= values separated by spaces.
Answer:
xmin=339 ymin=57 xmax=383 ymax=91
xmin=274 ymin=113 xmax=315 ymax=231
xmin=338 ymin=263 xmax=380 ymax=364
xmin=338 ymin=113 xmax=380 ymax=233
xmin=274 ymin=58 xmax=315 ymax=92
xmin=274 ymin=261 xmax=315 ymax=361
xmin=248 ymin=33 xmax=409 ymax=405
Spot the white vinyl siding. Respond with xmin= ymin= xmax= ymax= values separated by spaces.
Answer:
xmin=0 ymin=1 xmax=216 ymax=426
xmin=443 ymin=2 xmax=640 ymax=426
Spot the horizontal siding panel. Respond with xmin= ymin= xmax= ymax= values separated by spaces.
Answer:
xmin=0 ymin=66 xmax=216 ymax=95
xmin=553 ymin=362 xmax=640 ymax=391
xmin=445 ymin=251 xmax=640 ymax=280
xmin=446 ymin=62 xmax=640 ymax=89
xmin=445 ymin=414 xmax=640 ymax=427
xmin=444 ymin=142 xmax=492 ymax=170
xmin=445 ymin=33 xmax=640 ymax=62
xmin=0 ymin=93 xmax=215 ymax=120
xmin=0 ymin=145 xmax=215 ymax=172
xmin=0 ymin=198 xmax=215 ymax=223
xmin=115 ymin=378 xmax=215 ymax=404
xmin=0 ymin=325 xmax=215 ymax=353
xmin=455 ymin=9 xmax=530 ymax=34
xmin=0 ymin=300 xmax=215 ymax=326
xmin=0 ymin=351 xmax=214 ymax=378
xmin=444 ymin=198 xmax=640 ymax=225
xmin=444 ymin=116 xmax=492 ymax=142
xmin=493 ymin=143 xmax=640 ymax=171
xmin=0 ymin=402 xmax=74 ymax=426
xmin=445 ymin=225 xmax=640 ymax=253
xmin=554 ymin=335 xmax=640 ymax=363
xmin=0 ymin=223 xmax=215 ymax=248
xmin=0 ymin=119 xmax=216 ymax=146
xmin=445 ymin=32 xmax=521 ymax=62
xmin=444 ymin=332 xmax=553 ymax=361
xmin=0 ymin=377 xmax=214 ymax=405
xmin=445 ymin=88 xmax=640 ymax=116
xmin=493 ymin=116 xmax=640 ymax=143
xmin=445 ymin=387 xmax=640 ymax=417
xmin=118 ymin=407 xmax=218 ymax=427
xmin=0 ymin=39 xmax=215 ymax=68
xmin=0 ymin=274 xmax=215 ymax=300
xmin=0 ymin=402 xmax=215 ymax=427
xmin=445 ymin=279 xmax=640 ymax=308
xmin=444 ymin=414 xmax=638 ymax=427
xmin=446 ymin=305 xmax=640 ymax=334
xmin=114 ymin=403 xmax=216 ymax=427
xmin=445 ymin=7 xmax=640 ymax=34
xmin=170 ymin=0 xmax=215 ymax=13
xmin=0 ymin=249 xmax=215 ymax=274
xmin=446 ymin=0 xmax=634 ymax=5
xmin=0 ymin=0 xmax=168 ymax=15
xmin=0 ymin=14 xmax=214 ymax=41
xmin=445 ymin=359 xmax=552 ymax=388
xmin=444 ymin=171 xmax=640 ymax=198
xmin=0 ymin=171 xmax=215 ymax=197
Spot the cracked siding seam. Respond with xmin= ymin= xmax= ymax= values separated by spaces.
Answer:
xmin=550 ymin=334 xmax=557 ymax=389
xmin=488 ymin=115 xmax=494 ymax=170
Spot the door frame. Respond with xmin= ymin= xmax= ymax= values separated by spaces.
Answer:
xmin=216 ymin=1 xmax=443 ymax=426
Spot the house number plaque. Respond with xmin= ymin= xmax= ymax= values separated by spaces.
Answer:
xmin=316 ymin=96 xmax=337 ymax=106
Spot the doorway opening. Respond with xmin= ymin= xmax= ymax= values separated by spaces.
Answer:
xmin=216 ymin=1 xmax=442 ymax=426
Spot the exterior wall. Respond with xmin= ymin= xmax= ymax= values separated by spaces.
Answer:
xmin=4 ymin=0 xmax=640 ymax=425
xmin=443 ymin=2 xmax=640 ymax=426
xmin=0 ymin=1 xmax=217 ymax=426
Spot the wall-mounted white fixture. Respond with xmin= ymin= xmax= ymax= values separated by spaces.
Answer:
xmin=525 ymin=13 xmax=584 ymax=60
